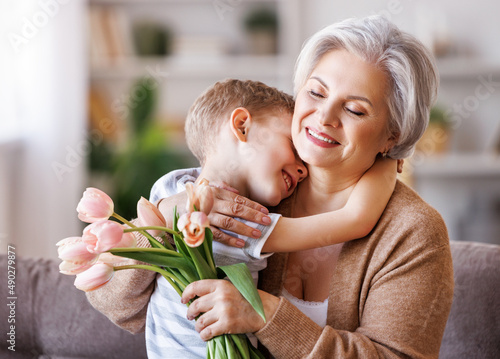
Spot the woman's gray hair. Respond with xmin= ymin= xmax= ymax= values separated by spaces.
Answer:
xmin=294 ymin=15 xmax=439 ymax=159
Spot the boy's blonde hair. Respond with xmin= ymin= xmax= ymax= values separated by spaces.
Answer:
xmin=185 ymin=79 xmax=295 ymax=165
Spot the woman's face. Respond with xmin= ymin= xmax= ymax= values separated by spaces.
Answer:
xmin=292 ymin=49 xmax=394 ymax=175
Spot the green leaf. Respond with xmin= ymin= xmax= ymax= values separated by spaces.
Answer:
xmin=230 ymin=334 xmax=250 ymax=359
xmin=224 ymin=335 xmax=239 ymax=359
xmin=186 ymin=244 xmax=217 ymax=280
xmin=218 ymin=263 xmax=266 ymax=323
xmin=204 ymin=227 xmax=214 ymax=259
xmin=142 ymin=230 xmax=168 ymax=250
xmin=173 ymin=206 xmax=179 ymax=232
xmin=213 ymin=336 xmax=228 ymax=359
xmin=173 ymin=233 xmax=191 ymax=260
xmin=207 ymin=338 xmax=215 ymax=359
xmin=110 ymin=250 xmax=195 ymax=276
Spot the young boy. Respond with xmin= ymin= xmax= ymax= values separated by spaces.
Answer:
xmin=146 ymin=79 xmax=397 ymax=358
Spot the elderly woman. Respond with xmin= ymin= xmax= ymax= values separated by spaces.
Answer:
xmin=88 ymin=16 xmax=454 ymax=358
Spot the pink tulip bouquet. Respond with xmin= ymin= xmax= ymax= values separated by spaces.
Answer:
xmin=57 ymin=182 xmax=265 ymax=359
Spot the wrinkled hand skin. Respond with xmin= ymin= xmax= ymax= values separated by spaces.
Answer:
xmin=161 ymin=186 xmax=271 ymax=248
xmin=181 ymin=279 xmax=279 ymax=341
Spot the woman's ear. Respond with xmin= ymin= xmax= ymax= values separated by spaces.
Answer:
xmin=229 ymin=107 xmax=252 ymax=142
xmin=382 ymin=131 xmax=400 ymax=155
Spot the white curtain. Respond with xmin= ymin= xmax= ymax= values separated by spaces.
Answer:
xmin=0 ymin=0 xmax=87 ymax=259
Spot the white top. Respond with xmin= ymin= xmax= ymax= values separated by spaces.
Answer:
xmin=146 ymin=168 xmax=281 ymax=359
xmin=282 ymin=288 xmax=329 ymax=328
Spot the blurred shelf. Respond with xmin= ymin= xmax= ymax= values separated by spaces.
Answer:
xmin=90 ymin=54 xmax=289 ymax=80
xmin=89 ymin=0 xmax=282 ymax=5
xmin=413 ymin=153 xmax=500 ymax=178
xmin=437 ymin=57 xmax=500 ymax=80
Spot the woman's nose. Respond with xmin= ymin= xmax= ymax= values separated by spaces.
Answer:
xmin=318 ymin=104 xmax=341 ymax=128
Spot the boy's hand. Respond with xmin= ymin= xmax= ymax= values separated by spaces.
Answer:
xmin=208 ymin=187 xmax=272 ymax=248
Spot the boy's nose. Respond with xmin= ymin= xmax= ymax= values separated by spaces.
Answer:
xmin=295 ymin=161 xmax=308 ymax=183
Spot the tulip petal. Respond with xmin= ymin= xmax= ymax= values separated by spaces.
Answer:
xmin=137 ymin=197 xmax=166 ymax=236
xmin=59 ymin=260 xmax=94 ymax=275
xmin=185 ymin=180 xmax=214 ymax=215
xmin=82 ymin=220 xmax=124 ymax=254
xmin=74 ymin=263 xmax=114 ymax=292
xmin=77 ymin=188 xmax=114 ymax=223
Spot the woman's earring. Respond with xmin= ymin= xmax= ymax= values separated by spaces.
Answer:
xmin=382 ymin=151 xmax=388 ymax=158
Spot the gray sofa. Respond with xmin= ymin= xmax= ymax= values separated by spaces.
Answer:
xmin=1 ymin=240 xmax=499 ymax=358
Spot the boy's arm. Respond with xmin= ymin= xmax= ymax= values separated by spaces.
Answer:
xmin=263 ymin=158 xmax=398 ymax=252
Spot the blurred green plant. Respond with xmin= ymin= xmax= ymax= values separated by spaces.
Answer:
xmin=243 ymin=7 xmax=278 ymax=32
xmin=429 ymin=105 xmax=449 ymax=127
xmin=133 ymin=22 xmax=173 ymax=57
xmin=90 ymin=77 xmax=197 ymax=220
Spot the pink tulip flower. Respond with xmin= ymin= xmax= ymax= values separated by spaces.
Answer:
xmin=116 ymin=231 xmax=137 ymax=248
xmin=74 ymin=263 xmax=114 ymax=292
xmin=137 ymin=197 xmax=167 ymax=236
xmin=177 ymin=212 xmax=210 ymax=248
xmin=97 ymin=252 xmax=128 ymax=265
xmin=185 ymin=179 xmax=214 ymax=215
xmin=77 ymin=188 xmax=114 ymax=223
xmin=82 ymin=220 xmax=125 ymax=254
xmin=56 ymin=237 xmax=99 ymax=275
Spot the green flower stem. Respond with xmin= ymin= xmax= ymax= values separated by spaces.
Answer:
xmin=114 ymin=264 xmax=185 ymax=295
xmin=203 ymin=238 xmax=216 ymax=273
xmin=230 ymin=334 xmax=250 ymax=359
xmin=110 ymin=246 xmax=184 ymax=257
xmin=112 ymin=212 xmax=136 ymax=228
xmin=167 ymin=267 xmax=190 ymax=288
xmin=123 ymin=225 xmax=180 ymax=237
xmin=159 ymin=234 xmax=175 ymax=251
xmin=112 ymin=213 xmax=166 ymax=249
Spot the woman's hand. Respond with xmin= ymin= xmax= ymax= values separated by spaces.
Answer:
xmin=207 ymin=185 xmax=272 ymax=247
xmin=157 ymin=185 xmax=272 ymax=248
xmin=181 ymin=279 xmax=280 ymax=341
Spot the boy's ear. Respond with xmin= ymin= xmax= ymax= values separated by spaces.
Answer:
xmin=229 ymin=107 xmax=252 ymax=142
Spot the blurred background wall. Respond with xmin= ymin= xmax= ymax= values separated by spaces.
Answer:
xmin=2 ymin=0 xmax=499 ymax=259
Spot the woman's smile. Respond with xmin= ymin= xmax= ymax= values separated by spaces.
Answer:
xmin=306 ymin=127 xmax=340 ymax=148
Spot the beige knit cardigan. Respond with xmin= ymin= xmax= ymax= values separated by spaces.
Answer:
xmin=87 ymin=181 xmax=454 ymax=358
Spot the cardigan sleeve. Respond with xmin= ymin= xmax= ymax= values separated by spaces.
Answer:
xmin=256 ymin=188 xmax=455 ymax=358
xmin=85 ymin=222 xmax=157 ymax=334
xmin=85 ymin=169 xmax=198 ymax=334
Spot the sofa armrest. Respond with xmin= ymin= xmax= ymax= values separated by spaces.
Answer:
xmin=0 ymin=254 xmax=147 ymax=358
xmin=440 ymin=240 xmax=500 ymax=358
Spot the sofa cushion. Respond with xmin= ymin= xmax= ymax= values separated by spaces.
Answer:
xmin=440 ymin=240 xmax=500 ymax=358
xmin=0 ymin=254 xmax=146 ymax=359
xmin=2 ymin=240 xmax=499 ymax=358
